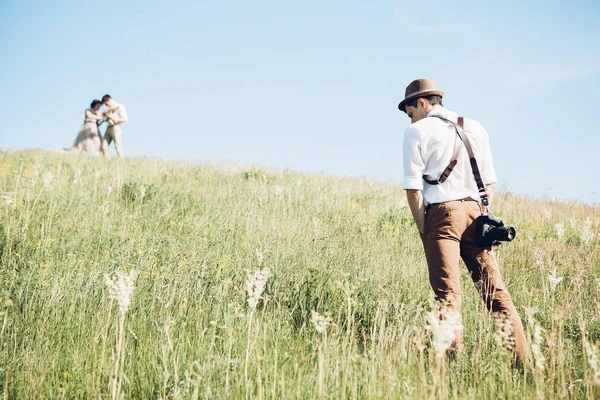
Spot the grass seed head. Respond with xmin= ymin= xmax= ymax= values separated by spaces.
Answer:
xmin=555 ymin=223 xmax=565 ymax=241
xmin=580 ymin=218 xmax=595 ymax=245
xmin=493 ymin=312 xmax=515 ymax=352
xmin=584 ymin=340 xmax=600 ymax=386
xmin=526 ymin=308 xmax=546 ymax=371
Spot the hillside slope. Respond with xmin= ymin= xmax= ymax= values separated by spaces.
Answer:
xmin=0 ymin=150 xmax=599 ymax=399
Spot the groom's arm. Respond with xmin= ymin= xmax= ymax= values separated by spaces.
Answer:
xmin=113 ymin=104 xmax=128 ymax=123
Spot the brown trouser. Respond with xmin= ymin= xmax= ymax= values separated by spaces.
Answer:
xmin=421 ymin=198 xmax=529 ymax=362
xmin=102 ymin=124 xmax=124 ymax=159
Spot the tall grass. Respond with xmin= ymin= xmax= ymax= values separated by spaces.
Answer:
xmin=0 ymin=149 xmax=599 ymax=399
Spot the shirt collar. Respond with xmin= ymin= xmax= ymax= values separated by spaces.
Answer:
xmin=426 ymin=106 xmax=448 ymax=118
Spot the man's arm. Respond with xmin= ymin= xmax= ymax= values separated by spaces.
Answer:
xmin=403 ymin=126 xmax=426 ymax=234
xmin=116 ymin=104 xmax=128 ymax=123
xmin=406 ymin=189 xmax=426 ymax=234
xmin=109 ymin=104 xmax=128 ymax=124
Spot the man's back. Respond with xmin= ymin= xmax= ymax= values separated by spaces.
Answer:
xmin=402 ymin=107 xmax=497 ymax=205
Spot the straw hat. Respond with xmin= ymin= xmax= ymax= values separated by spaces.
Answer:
xmin=398 ymin=79 xmax=444 ymax=112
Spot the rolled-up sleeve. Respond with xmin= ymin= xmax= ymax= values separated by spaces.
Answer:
xmin=403 ymin=126 xmax=424 ymax=190
xmin=480 ymin=127 xmax=497 ymax=184
xmin=117 ymin=105 xmax=128 ymax=123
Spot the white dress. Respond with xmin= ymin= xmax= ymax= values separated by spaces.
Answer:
xmin=73 ymin=109 xmax=102 ymax=154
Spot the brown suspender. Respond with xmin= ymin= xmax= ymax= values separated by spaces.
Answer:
xmin=422 ymin=116 xmax=490 ymax=208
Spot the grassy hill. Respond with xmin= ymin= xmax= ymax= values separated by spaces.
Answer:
xmin=0 ymin=150 xmax=599 ymax=399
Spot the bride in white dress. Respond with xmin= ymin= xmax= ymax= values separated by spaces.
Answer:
xmin=72 ymin=100 xmax=103 ymax=154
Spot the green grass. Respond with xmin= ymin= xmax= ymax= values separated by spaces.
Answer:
xmin=0 ymin=149 xmax=599 ymax=399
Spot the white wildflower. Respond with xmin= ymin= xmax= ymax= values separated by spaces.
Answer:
xmin=548 ymin=269 xmax=563 ymax=291
xmin=543 ymin=209 xmax=552 ymax=221
xmin=296 ymin=179 xmax=302 ymax=186
xmin=526 ymin=308 xmax=546 ymax=371
xmin=105 ymin=270 xmax=139 ymax=316
xmin=42 ymin=171 xmax=54 ymax=186
xmin=274 ymin=185 xmax=283 ymax=196
xmin=580 ymin=217 xmax=595 ymax=245
xmin=584 ymin=340 xmax=600 ymax=386
xmin=229 ymin=359 xmax=240 ymax=370
xmin=555 ymin=223 xmax=564 ymax=241
xmin=107 ymin=185 xmax=113 ymax=197
xmin=532 ymin=325 xmax=546 ymax=370
xmin=311 ymin=310 xmax=333 ymax=335
xmin=494 ymin=312 xmax=515 ymax=352
xmin=569 ymin=218 xmax=578 ymax=229
xmin=425 ymin=307 xmax=462 ymax=359
xmin=1 ymin=192 xmax=15 ymax=207
xmin=246 ymin=268 xmax=270 ymax=310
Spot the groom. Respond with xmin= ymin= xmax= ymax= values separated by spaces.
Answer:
xmin=101 ymin=94 xmax=128 ymax=159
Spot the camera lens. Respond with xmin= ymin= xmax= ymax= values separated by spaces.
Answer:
xmin=506 ymin=226 xmax=516 ymax=241
xmin=483 ymin=225 xmax=516 ymax=245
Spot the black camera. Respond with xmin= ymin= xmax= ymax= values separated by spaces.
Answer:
xmin=476 ymin=215 xmax=516 ymax=247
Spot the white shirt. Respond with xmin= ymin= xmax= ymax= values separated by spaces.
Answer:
xmin=402 ymin=107 xmax=497 ymax=205
xmin=108 ymin=102 xmax=128 ymax=125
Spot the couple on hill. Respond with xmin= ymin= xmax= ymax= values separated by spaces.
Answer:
xmin=72 ymin=94 xmax=128 ymax=159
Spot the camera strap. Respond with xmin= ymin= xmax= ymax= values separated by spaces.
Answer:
xmin=422 ymin=140 xmax=461 ymax=185
xmin=425 ymin=116 xmax=490 ymax=211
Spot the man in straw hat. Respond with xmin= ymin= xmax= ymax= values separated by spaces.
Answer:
xmin=399 ymin=79 xmax=529 ymax=364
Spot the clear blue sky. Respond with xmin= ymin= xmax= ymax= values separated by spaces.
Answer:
xmin=1 ymin=0 xmax=599 ymax=202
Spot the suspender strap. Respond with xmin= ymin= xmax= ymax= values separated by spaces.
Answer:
xmin=426 ymin=116 xmax=490 ymax=209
